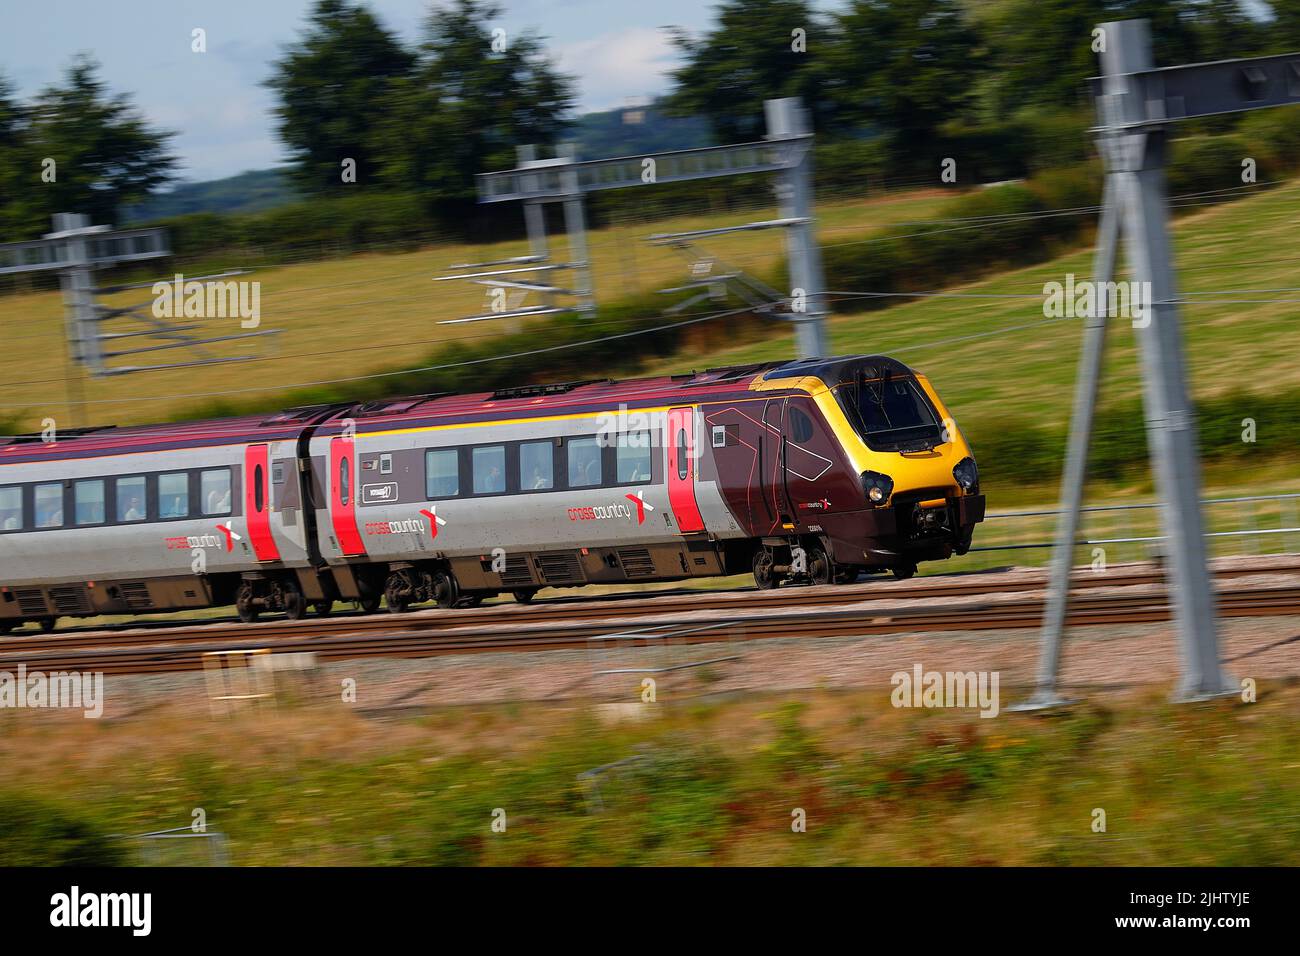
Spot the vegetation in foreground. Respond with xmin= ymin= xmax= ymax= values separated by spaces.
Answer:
xmin=1 ymin=680 xmax=1297 ymax=866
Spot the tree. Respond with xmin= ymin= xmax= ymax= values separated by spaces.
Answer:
xmin=666 ymin=0 xmax=827 ymax=141
xmin=371 ymin=0 xmax=573 ymax=207
xmin=827 ymin=0 xmax=985 ymax=152
xmin=0 ymin=73 xmax=35 ymax=237
xmin=17 ymin=57 xmax=177 ymax=231
xmin=1269 ymin=0 xmax=1300 ymax=50
xmin=977 ymin=0 xmax=1216 ymax=115
xmin=266 ymin=0 xmax=416 ymax=195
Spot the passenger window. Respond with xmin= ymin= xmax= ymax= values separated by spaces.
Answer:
xmin=519 ymin=441 xmax=553 ymax=491
xmin=616 ymin=433 xmax=652 ymax=484
xmin=159 ymin=472 xmax=189 ymax=518
xmin=425 ymin=448 xmax=459 ymax=498
xmin=473 ymin=445 xmax=507 ymax=495
xmin=339 ymin=458 xmax=350 ymax=507
xmin=74 ymin=479 xmax=105 ymax=525
xmin=116 ymin=476 xmax=146 ymax=522
xmin=201 ymin=468 xmax=232 ymax=516
xmin=567 ymin=437 xmax=602 ymax=487
xmin=790 ymin=407 xmax=815 ymax=443
xmin=0 ymin=485 xmax=23 ymax=531
xmin=676 ymin=430 xmax=688 ymax=480
xmin=34 ymin=482 xmax=63 ymax=528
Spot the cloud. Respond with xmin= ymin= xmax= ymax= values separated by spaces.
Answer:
xmin=553 ymin=26 xmax=681 ymax=113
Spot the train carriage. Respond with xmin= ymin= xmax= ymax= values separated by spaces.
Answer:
xmin=0 ymin=408 xmax=344 ymax=631
xmin=0 ymin=354 xmax=985 ymax=630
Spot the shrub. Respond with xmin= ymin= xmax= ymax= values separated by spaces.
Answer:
xmin=0 ymin=792 xmax=130 ymax=866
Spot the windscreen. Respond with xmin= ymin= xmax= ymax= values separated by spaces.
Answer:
xmin=842 ymin=374 xmax=943 ymax=451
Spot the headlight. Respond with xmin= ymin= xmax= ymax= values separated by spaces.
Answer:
xmin=953 ymin=457 xmax=979 ymax=492
xmin=860 ymin=470 xmax=893 ymax=505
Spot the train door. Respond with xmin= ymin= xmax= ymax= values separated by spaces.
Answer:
xmin=243 ymin=444 xmax=281 ymax=562
xmin=328 ymin=436 xmax=366 ymax=556
xmin=666 ymin=406 xmax=705 ymax=533
xmin=759 ymin=398 xmax=794 ymax=526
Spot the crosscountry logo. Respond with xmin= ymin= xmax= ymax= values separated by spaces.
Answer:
xmin=625 ymin=490 xmax=655 ymax=525
xmin=216 ymin=520 xmax=241 ymax=552
xmin=419 ymin=507 xmax=447 ymax=539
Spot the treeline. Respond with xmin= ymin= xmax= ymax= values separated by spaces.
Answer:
xmin=8 ymin=0 xmax=1300 ymax=259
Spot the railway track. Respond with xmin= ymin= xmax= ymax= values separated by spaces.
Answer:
xmin=2 ymin=561 xmax=1297 ymax=675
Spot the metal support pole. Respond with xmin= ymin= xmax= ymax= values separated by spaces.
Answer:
xmin=1015 ymin=179 xmax=1121 ymax=710
xmin=1021 ymin=20 xmax=1233 ymax=707
xmin=516 ymin=145 xmax=550 ymax=334
xmin=557 ymin=143 xmax=595 ymax=315
xmin=1106 ymin=20 xmax=1232 ymax=701
xmin=766 ymin=98 xmax=828 ymax=359
xmin=52 ymin=213 xmax=96 ymax=426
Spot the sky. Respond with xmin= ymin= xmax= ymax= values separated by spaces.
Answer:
xmin=0 ymin=0 xmax=729 ymax=182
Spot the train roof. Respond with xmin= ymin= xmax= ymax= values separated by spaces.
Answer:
xmin=0 ymin=355 xmax=910 ymax=463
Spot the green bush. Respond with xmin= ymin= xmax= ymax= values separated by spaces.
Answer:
xmin=972 ymin=388 xmax=1300 ymax=488
xmin=1238 ymin=109 xmax=1300 ymax=179
xmin=0 ymin=792 xmax=130 ymax=866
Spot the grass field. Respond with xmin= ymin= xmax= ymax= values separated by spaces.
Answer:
xmin=2 ymin=682 xmax=1296 ymax=866
xmin=0 ymin=188 xmax=955 ymax=431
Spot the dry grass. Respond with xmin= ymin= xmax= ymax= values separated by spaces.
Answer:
xmin=0 ymin=188 xmax=955 ymax=431
xmin=2 ymin=680 xmax=1298 ymax=865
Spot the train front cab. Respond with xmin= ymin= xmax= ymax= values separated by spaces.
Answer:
xmin=760 ymin=356 xmax=985 ymax=578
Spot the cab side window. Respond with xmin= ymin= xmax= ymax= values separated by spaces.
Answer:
xmin=789 ymin=407 xmax=815 ymax=444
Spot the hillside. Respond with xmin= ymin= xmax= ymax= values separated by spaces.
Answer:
xmin=0 ymin=187 xmax=954 ymax=430
xmin=119 ymin=168 xmax=300 ymax=222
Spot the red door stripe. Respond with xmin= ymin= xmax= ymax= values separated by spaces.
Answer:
xmin=243 ymin=444 xmax=281 ymax=562
xmin=329 ymin=437 xmax=366 ymax=556
xmin=666 ymin=406 xmax=705 ymax=533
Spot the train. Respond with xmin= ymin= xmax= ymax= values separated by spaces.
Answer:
xmin=0 ymin=354 xmax=985 ymax=631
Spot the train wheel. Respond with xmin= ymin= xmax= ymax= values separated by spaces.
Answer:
xmin=358 ymin=593 xmax=381 ymax=614
xmin=432 ymin=570 xmax=459 ymax=609
xmin=39 ymin=617 xmax=57 ymax=633
xmin=753 ymin=549 xmax=780 ymax=590
xmin=512 ymin=588 xmax=537 ymax=604
xmin=892 ymin=562 xmax=917 ymax=581
xmin=806 ymin=545 xmax=833 ymax=586
xmin=236 ymin=583 xmax=259 ymax=623
xmin=281 ymin=581 xmax=306 ymax=621
xmin=384 ymin=571 xmax=412 ymax=614
xmin=313 ymin=600 xmax=334 ymax=617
